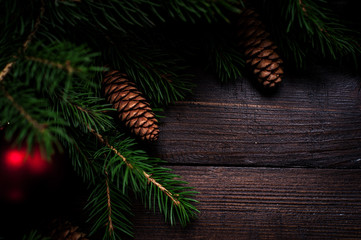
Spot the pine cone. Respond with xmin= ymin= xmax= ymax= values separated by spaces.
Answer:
xmin=237 ymin=9 xmax=284 ymax=87
xmin=103 ymin=70 xmax=159 ymax=141
xmin=50 ymin=220 xmax=88 ymax=240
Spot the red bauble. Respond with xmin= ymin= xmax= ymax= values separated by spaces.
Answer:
xmin=3 ymin=146 xmax=51 ymax=174
xmin=0 ymin=137 xmax=63 ymax=203
xmin=0 ymin=130 xmax=75 ymax=239
xmin=4 ymin=149 xmax=26 ymax=168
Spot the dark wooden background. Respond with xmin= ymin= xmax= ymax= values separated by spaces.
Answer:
xmin=132 ymin=66 xmax=361 ymax=239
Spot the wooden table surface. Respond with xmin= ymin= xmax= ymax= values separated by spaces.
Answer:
xmin=132 ymin=66 xmax=361 ymax=239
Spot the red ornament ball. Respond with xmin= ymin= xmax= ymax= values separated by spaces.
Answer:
xmin=0 ymin=138 xmax=64 ymax=203
xmin=2 ymin=145 xmax=52 ymax=174
xmin=4 ymin=149 xmax=26 ymax=169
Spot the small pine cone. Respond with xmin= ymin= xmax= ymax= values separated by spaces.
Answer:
xmin=50 ymin=220 xmax=88 ymax=240
xmin=237 ymin=9 xmax=284 ymax=87
xmin=103 ymin=70 xmax=159 ymax=141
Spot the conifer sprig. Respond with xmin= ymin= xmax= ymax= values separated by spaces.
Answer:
xmin=161 ymin=0 xmax=243 ymax=23
xmin=0 ymin=86 xmax=71 ymax=158
xmin=90 ymin=132 xmax=199 ymax=228
xmin=285 ymin=0 xmax=360 ymax=59
xmin=106 ymin=40 xmax=194 ymax=106
xmin=86 ymin=176 xmax=134 ymax=239
xmin=58 ymin=90 xmax=114 ymax=134
xmin=90 ymin=130 xmax=181 ymax=205
xmin=44 ymin=0 xmax=244 ymax=35
xmin=248 ymin=0 xmax=360 ymax=68
xmin=63 ymin=131 xmax=99 ymax=184
xmin=210 ymin=42 xmax=245 ymax=82
xmin=15 ymin=41 xmax=102 ymax=95
xmin=0 ymin=0 xmax=44 ymax=82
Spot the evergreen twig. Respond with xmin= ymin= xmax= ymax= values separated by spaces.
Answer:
xmin=286 ymin=0 xmax=360 ymax=60
xmin=25 ymin=56 xmax=75 ymax=74
xmin=86 ymin=177 xmax=134 ymax=239
xmin=0 ymin=0 xmax=45 ymax=82
xmin=1 ymin=89 xmax=46 ymax=133
xmin=0 ymin=0 xmax=47 ymax=139
xmin=89 ymin=127 xmax=180 ymax=206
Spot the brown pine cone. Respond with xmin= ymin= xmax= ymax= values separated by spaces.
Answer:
xmin=103 ymin=70 xmax=159 ymax=141
xmin=50 ymin=220 xmax=88 ymax=240
xmin=237 ymin=8 xmax=284 ymax=88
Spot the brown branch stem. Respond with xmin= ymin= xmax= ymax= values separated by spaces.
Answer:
xmin=25 ymin=56 xmax=75 ymax=74
xmin=0 ymin=62 xmax=16 ymax=83
xmin=104 ymin=170 xmax=114 ymax=235
xmin=143 ymin=171 xmax=180 ymax=205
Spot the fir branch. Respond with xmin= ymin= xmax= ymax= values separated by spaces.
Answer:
xmin=210 ymin=40 xmax=245 ymax=82
xmin=1 ymin=88 xmax=46 ymax=133
xmin=162 ymin=0 xmax=244 ymax=23
xmin=13 ymin=41 xmax=102 ymax=95
xmin=56 ymin=97 xmax=114 ymax=183
xmin=284 ymin=0 xmax=360 ymax=59
xmin=86 ymin=177 xmax=134 ymax=239
xmin=61 ymin=0 xmax=244 ymax=35
xmin=143 ymin=171 xmax=180 ymax=206
xmin=23 ymin=41 xmax=101 ymax=77
xmin=249 ymin=0 xmax=360 ymax=68
xmin=52 ymin=91 xmax=114 ymax=183
xmin=90 ymin=128 xmax=179 ymax=205
xmin=63 ymin=132 xmax=99 ymax=183
xmin=25 ymin=56 xmax=76 ymax=74
xmin=90 ymin=128 xmax=127 ymax=164
xmin=0 ymin=85 xmax=71 ymax=158
xmin=58 ymin=90 xmax=114 ymax=134
xmin=110 ymin=42 xmax=194 ymax=106
xmin=140 ymin=163 xmax=198 ymax=226
xmin=92 ymin=134 xmax=199 ymax=226
xmin=0 ymin=0 xmax=45 ymax=83
xmin=89 ymin=127 xmax=180 ymax=206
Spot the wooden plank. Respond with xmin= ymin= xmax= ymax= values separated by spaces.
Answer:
xmin=151 ymin=67 xmax=361 ymax=168
xmin=133 ymin=166 xmax=361 ymax=240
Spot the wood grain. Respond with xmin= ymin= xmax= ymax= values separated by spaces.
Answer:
xmin=133 ymin=66 xmax=361 ymax=239
xmin=133 ymin=166 xmax=361 ymax=240
xmin=151 ymin=67 xmax=361 ymax=168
